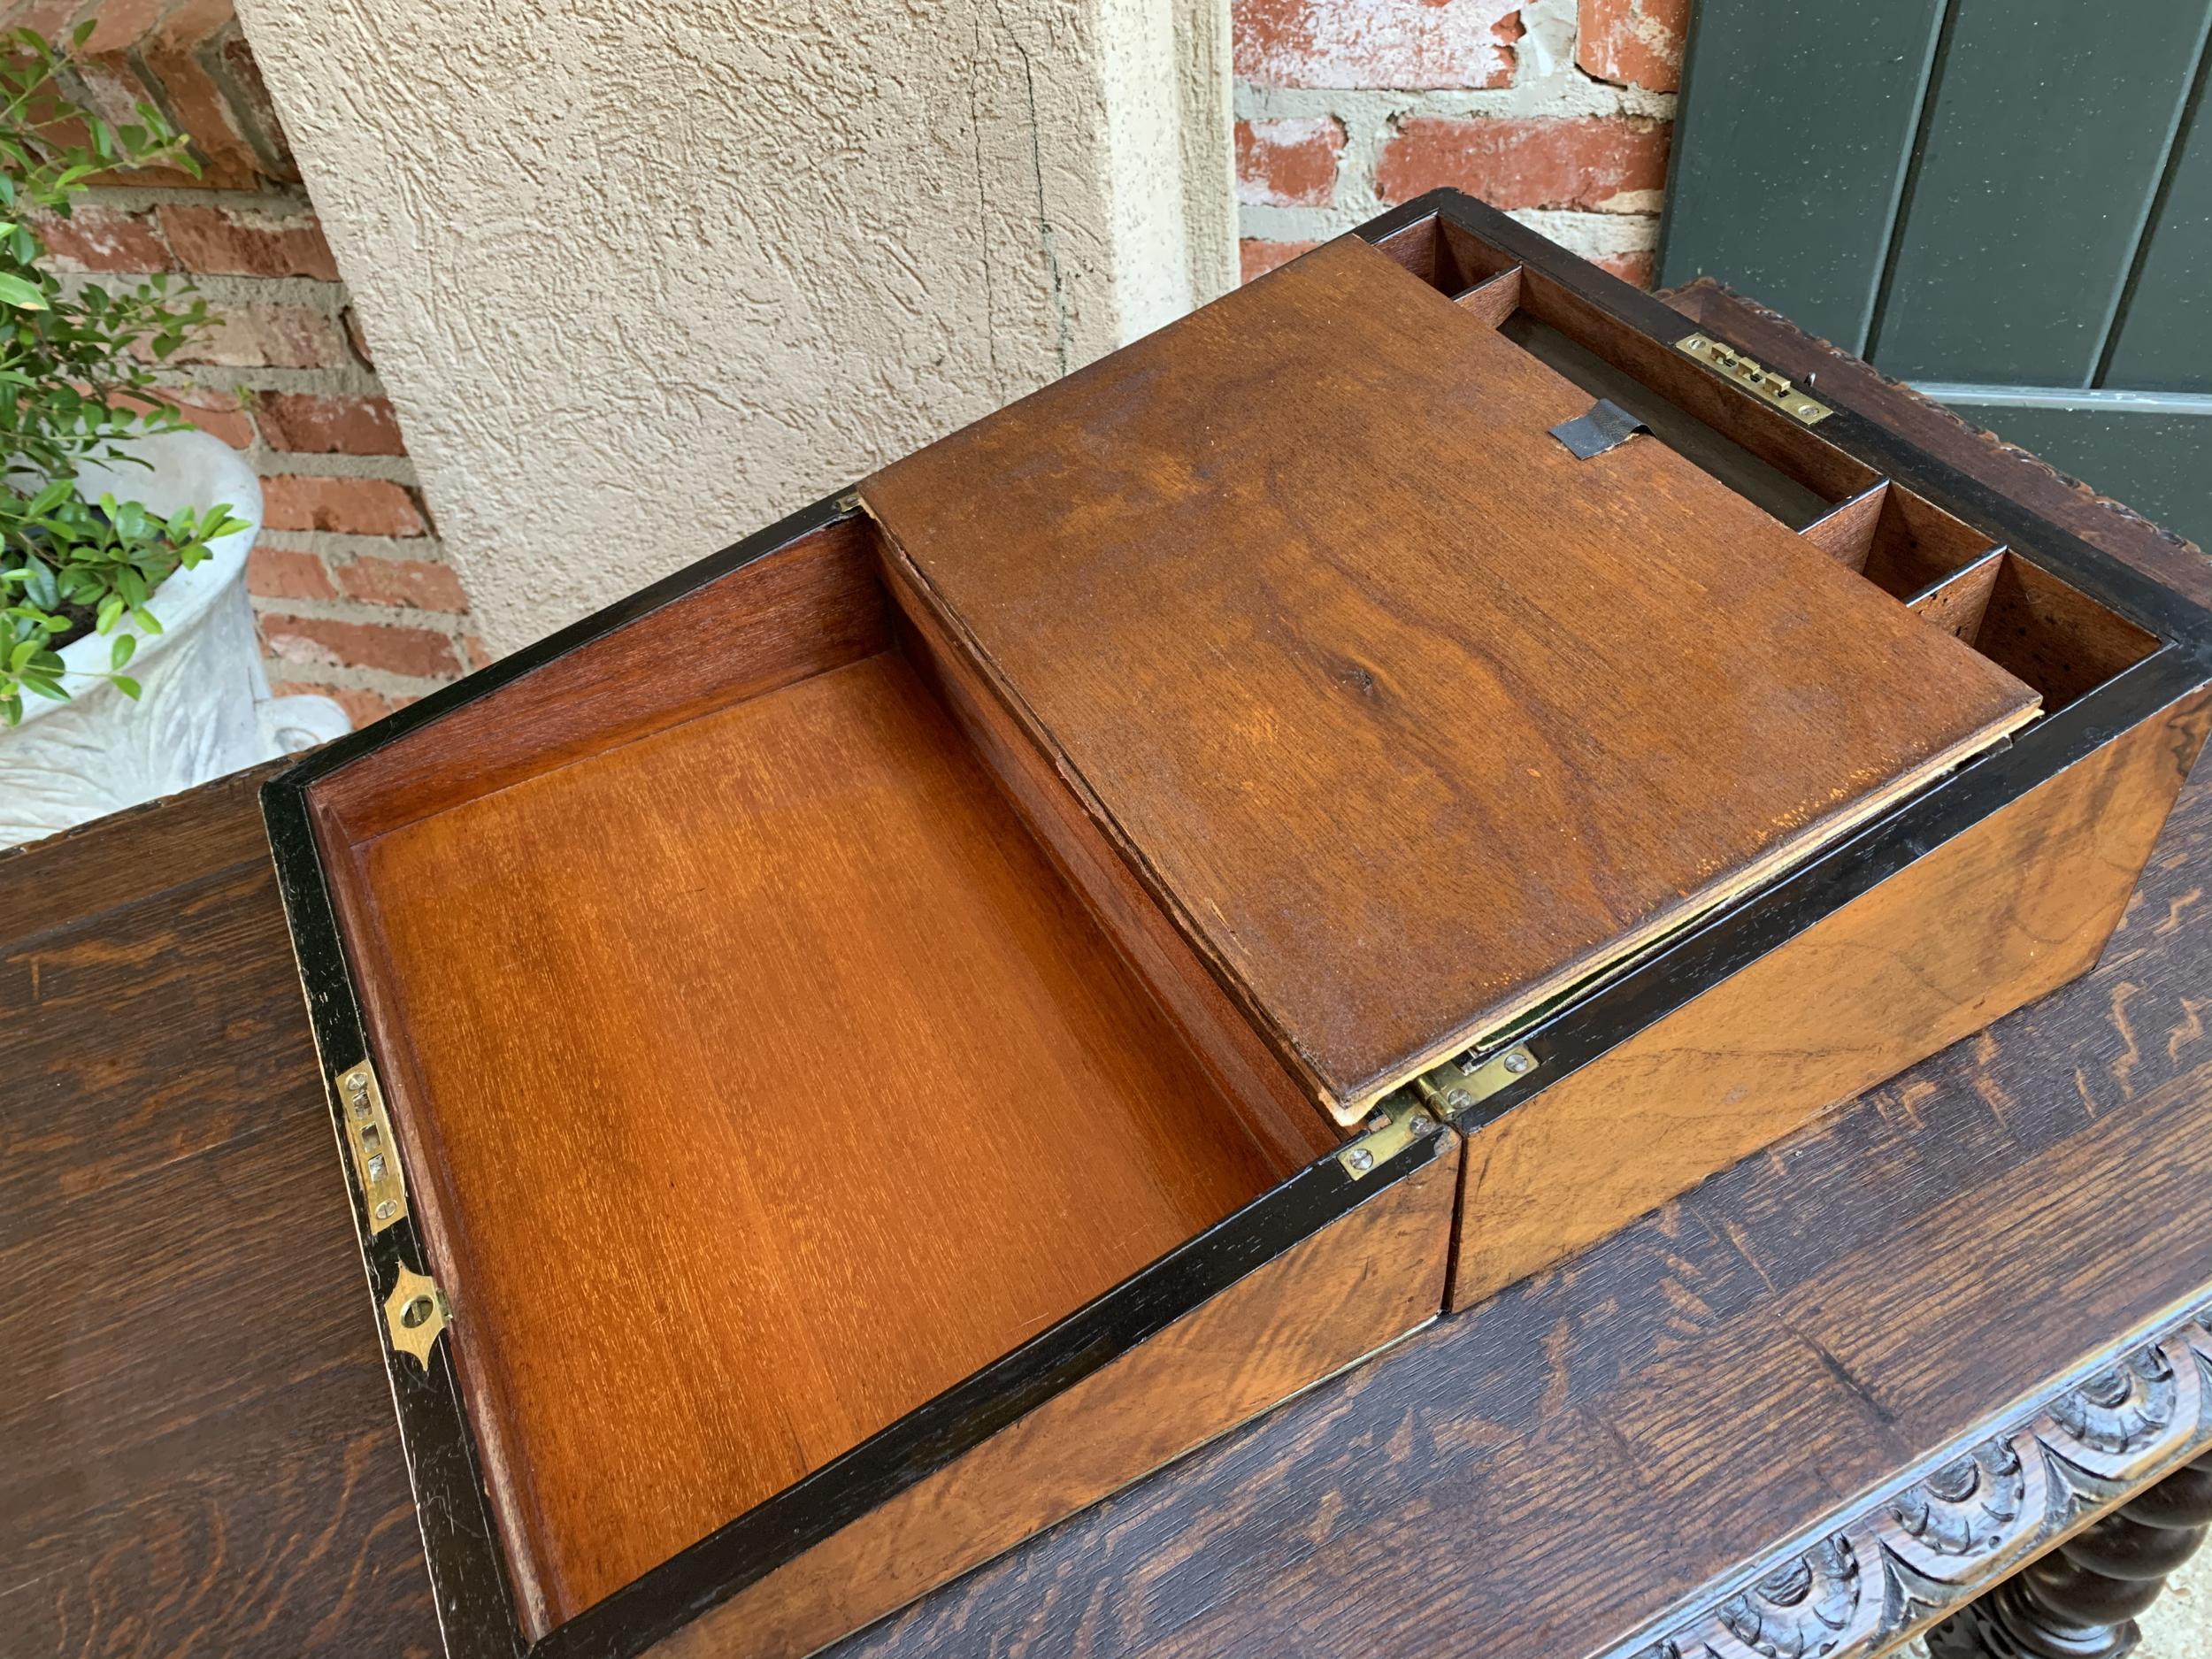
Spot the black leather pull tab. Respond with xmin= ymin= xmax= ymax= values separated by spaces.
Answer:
xmin=1548 ymin=398 xmax=1648 ymax=459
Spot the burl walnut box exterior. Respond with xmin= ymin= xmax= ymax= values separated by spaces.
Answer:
xmin=264 ymin=190 xmax=2212 ymax=1659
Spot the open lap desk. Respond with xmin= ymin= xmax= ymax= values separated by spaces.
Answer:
xmin=6 ymin=280 xmax=2212 ymax=1659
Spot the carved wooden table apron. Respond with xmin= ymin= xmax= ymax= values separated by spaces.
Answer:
xmin=4 ymin=285 xmax=2211 ymax=1659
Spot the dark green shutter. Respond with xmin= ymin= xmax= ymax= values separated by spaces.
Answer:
xmin=1660 ymin=0 xmax=2212 ymax=547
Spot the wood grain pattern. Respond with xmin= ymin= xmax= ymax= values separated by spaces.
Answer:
xmin=655 ymin=1130 xmax=1460 ymax=1659
xmin=12 ymin=273 xmax=2212 ymax=1659
xmin=1497 ymin=310 xmax=1835 ymax=528
xmin=885 ymin=561 xmax=1342 ymax=1172
xmin=345 ymin=649 xmax=1326 ymax=1629
xmin=1448 ymin=680 xmax=2209 ymax=1309
xmin=1973 ymin=553 xmax=2161 ymax=712
xmin=1801 ymin=484 xmax=1889 ymax=569
xmin=826 ymin=733 xmax=2212 ymax=1659
xmin=0 ymin=766 xmax=437 ymax=1659
xmin=316 ymin=512 xmax=885 ymax=842
xmin=1909 ymin=549 xmax=2004 ymax=641
xmin=1451 ymin=265 xmax=1522 ymax=326
xmin=863 ymin=233 xmax=2039 ymax=1119
xmin=14 ymin=729 xmax=2210 ymax=1659
xmin=1660 ymin=1317 xmax=2212 ymax=1659
xmin=1862 ymin=481 xmax=2003 ymax=601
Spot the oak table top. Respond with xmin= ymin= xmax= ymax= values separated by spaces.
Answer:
xmin=5 ymin=285 xmax=2211 ymax=1659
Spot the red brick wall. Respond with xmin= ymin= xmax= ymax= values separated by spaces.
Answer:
xmin=10 ymin=0 xmax=480 ymax=727
xmin=1234 ymin=0 xmax=1686 ymax=287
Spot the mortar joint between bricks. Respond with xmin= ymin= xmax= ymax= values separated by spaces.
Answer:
xmin=164 ymin=273 xmax=358 ymax=311
xmin=248 ymin=592 xmax=474 ymax=643
xmin=179 ymin=364 xmax=388 ymax=398
xmin=72 ymin=183 xmax=325 ymax=216
xmin=262 ymin=529 xmax=443 ymax=561
xmin=250 ymin=452 xmax=422 ymax=485
xmin=288 ymin=608 xmax=472 ymax=639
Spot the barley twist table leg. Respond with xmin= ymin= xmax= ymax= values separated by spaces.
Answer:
xmin=1927 ymin=1449 xmax=2212 ymax=1659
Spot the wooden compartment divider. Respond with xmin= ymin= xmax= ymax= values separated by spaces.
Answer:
xmin=1907 ymin=549 xmax=2007 ymax=642
xmin=1452 ymin=266 xmax=1521 ymax=327
xmin=1410 ymin=219 xmax=2154 ymax=730
xmin=1799 ymin=483 xmax=1889 ymax=569
xmin=1861 ymin=482 xmax=2005 ymax=602
xmin=1972 ymin=553 xmax=2162 ymax=710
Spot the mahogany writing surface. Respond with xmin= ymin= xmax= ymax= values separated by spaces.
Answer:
xmin=861 ymin=234 xmax=2041 ymax=1119
xmin=349 ymin=649 xmax=1317 ymax=1630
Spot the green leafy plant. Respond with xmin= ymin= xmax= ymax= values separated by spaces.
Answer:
xmin=0 ymin=23 xmax=245 ymax=726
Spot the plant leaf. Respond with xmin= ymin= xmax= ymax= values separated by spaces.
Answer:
xmin=21 ymin=554 xmax=56 ymax=610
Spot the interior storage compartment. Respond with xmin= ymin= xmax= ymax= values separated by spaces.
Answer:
xmin=1963 ymin=551 xmax=2162 ymax=710
xmin=303 ymin=525 xmax=1343 ymax=1634
xmin=1801 ymin=480 xmax=2003 ymax=596
xmin=1498 ymin=307 xmax=1832 ymax=527
xmin=1369 ymin=211 xmax=2167 ymax=725
xmin=1440 ymin=251 xmax=1883 ymax=515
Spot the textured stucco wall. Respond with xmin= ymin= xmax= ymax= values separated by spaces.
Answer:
xmin=232 ymin=0 xmax=1233 ymax=652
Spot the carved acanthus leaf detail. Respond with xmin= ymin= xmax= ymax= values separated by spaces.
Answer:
xmin=2048 ymin=1351 xmax=2177 ymax=1457
xmin=1893 ymin=1440 xmax=2027 ymax=1556
xmin=1718 ymin=1537 xmax=1862 ymax=1659
xmin=1613 ymin=1320 xmax=2212 ymax=1659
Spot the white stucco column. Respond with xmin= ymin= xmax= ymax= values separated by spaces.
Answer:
xmin=232 ymin=0 xmax=1235 ymax=653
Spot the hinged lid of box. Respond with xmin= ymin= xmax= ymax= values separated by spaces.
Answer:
xmin=861 ymin=235 xmax=2041 ymax=1124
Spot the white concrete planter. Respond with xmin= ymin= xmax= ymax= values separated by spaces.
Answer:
xmin=0 ymin=428 xmax=351 ymax=849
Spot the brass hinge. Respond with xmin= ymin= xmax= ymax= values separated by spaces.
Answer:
xmin=1676 ymin=334 xmax=1832 ymax=426
xmin=1338 ymin=1042 xmax=1541 ymax=1178
xmin=1410 ymin=1042 xmax=1540 ymax=1124
xmin=384 ymin=1264 xmax=449 ymax=1368
xmin=335 ymin=1060 xmax=410 ymax=1234
xmin=1337 ymin=1092 xmax=1442 ymax=1179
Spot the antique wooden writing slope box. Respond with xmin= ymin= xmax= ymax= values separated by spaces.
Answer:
xmin=265 ymin=190 xmax=2212 ymax=1659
